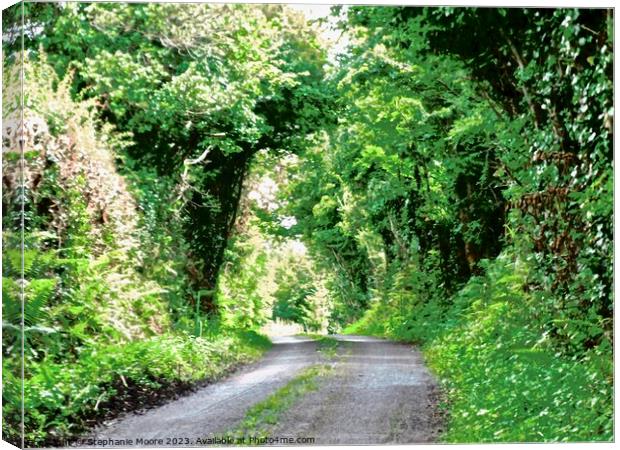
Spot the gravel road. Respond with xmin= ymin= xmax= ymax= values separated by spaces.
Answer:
xmin=82 ymin=335 xmax=443 ymax=447
xmin=270 ymin=335 xmax=444 ymax=445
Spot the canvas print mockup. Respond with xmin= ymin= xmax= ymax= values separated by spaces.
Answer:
xmin=1 ymin=1 xmax=614 ymax=448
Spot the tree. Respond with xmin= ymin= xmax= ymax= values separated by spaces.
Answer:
xmin=26 ymin=3 xmax=332 ymax=313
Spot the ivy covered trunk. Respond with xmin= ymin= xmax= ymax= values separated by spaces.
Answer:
xmin=184 ymin=148 xmax=252 ymax=313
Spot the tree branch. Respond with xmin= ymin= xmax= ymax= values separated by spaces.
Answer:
xmin=499 ymin=28 xmax=541 ymax=128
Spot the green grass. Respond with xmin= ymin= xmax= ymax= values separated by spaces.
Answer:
xmin=303 ymin=334 xmax=340 ymax=357
xmin=226 ymin=364 xmax=332 ymax=442
xmin=345 ymin=254 xmax=613 ymax=442
xmin=316 ymin=336 xmax=339 ymax=357
xmin=343 ymin=302 xmax=388 ymax=337
xmin=11 ymin=330 xmax=271 ymax=447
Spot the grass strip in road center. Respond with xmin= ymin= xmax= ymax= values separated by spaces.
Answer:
xmin=225 ymin=364 xmax=332 ymax=443
xmin=301 ymin=334 xmax=341 ymax=358
xmin=315 ymin=336 xmax=340 ymax=357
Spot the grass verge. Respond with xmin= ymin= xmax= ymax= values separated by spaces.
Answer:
xmin=11 ymin=330 xmax=271 ymax=447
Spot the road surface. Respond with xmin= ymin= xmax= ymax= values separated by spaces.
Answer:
xmin=84 ymin=335 xmax=443 ymax=446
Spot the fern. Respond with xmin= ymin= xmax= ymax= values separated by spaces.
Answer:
xmin=24 ymin=279 xmax=56 ymax=327
xmin=3 ymin=248 xmax=58 ymax=279
xmin=1 ymin=277 xmax=56 ymax=328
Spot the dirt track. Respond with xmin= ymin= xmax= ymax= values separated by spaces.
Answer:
xmin=269 ymin=335 xmax=444 ymax=444
xmin=83 ymin=335 xmax=443 ymax=446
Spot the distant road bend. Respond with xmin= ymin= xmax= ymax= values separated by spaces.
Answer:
xmin=86 ymin=335 xmax=444 ymax=446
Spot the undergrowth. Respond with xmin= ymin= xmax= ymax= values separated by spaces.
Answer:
xmin=346 ymin=253 xmax=613 ymax=442
xmin=6 ymin=330 xmax=270 ymax=447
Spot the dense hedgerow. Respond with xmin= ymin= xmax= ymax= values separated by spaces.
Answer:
xmin=1 ymin=54 xmax=271 ymax=447
xmin=346 ymin=252 xmax=613 ymax=442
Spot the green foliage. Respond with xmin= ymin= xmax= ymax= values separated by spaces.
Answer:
xmin=428 ymin=255 xmax=612 ymax=442
xmin=0 ymin=50 xmax=266 ymax=446
xmin=349 ymin=253 xmax=612 ymax=442
xmin=20 ymin=2 xmax=332 ymax=306
xmin=351 ymin=6 xmax=614 ymax=355
xmin=271 ymin=259 xmax=318 ymax=331
xmin=215 ymin=229 xmax=269 ymax=330
xmin=283 ymin=16 xmax=509 ymax=329
xmin=14 ymin=330 xmax=270 ymax=446
xmin=214 ymin=150 xmax=334 ymax=333
xmin=123 ymin=163 xmax=194 ymax=325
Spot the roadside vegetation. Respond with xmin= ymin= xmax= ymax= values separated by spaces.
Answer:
xmin=2 ymin=3 xmax=613 ymax=446
xmin=346 ymin=253 xmax=612 ymax=441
